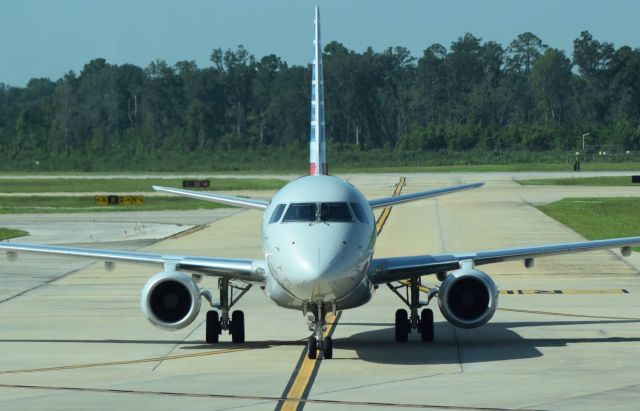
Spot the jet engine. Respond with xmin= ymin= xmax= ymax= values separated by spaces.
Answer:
xmin=438 ymin=267 xmax=498 ymax=329
xmin=141 ymin=271 xmax=201 ymax=330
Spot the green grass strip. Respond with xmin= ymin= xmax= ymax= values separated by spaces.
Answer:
xmin=0 ymin=178 xmax=287 ymax=193
xmin=333 ymin=162 xmax=640 ymax=173
xmin=519 ymin=176 xmax=640 ymax=186
xmin=538 ymin=197 xmax=640 ymax=251
xmin=0 ymin=196 xmax=234 ymax=214
xmin=0 ymin=228 xmax=28 ymax=240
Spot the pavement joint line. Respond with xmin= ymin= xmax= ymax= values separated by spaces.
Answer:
xmin=0 ymin=347 xmax=252 ymax=375
xmin=452 ymin=327 xmax=464 ymax=373
xmin=434 ymin=198 xmax=447 ymax=253
xmin=0 ymin=261 xmax=95 ymax=305
xmin=276 ymin=177 xmax=406 ymax=411
xmin=0 ymin=383 xmax=550 ymax=411
xmin=151 ymin=319 xmax=206 ymax=371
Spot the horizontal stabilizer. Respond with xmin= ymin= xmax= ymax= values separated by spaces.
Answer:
xmin=368 ymin=182 xmax=484 ymax=209
xmin=152 ymin=186 xmax=269 ymax=210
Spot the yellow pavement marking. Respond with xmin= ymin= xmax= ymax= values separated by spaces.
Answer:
xmin=278 ymin=177 xmax=405 ymax=411
xmin=280 ymin=313 xmax=337 ymax=411
xmin=497 ymin=307 xmax=640 ymax=321
xmin=498 ymin=288 xmax=629 ymax=295
xmin=375 ymin=177 xmax=406 ymax=235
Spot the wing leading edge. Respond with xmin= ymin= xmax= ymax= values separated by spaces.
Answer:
xmin=0 ymin=242 xmax=266 ymax=282
xmin=368 ymin=182 xmax=484 ymax=209
xmin=369 ymin=236 xmax=640 ymax=284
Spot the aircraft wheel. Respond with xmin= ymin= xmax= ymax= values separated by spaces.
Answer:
xmin=395 ymin=309 xmax=409 ymax=342
xmin=307 ymin=336 xmax=318 ymax=359
xmin=206 ymin=310 xmax=220 ymax=344
xmin=323 ymin=336 xmax=333 ymax=359
xmin=231 ymin=310 xmax=245 ymax=343
xmin=420 ymin=308 xmax=434 ymax=342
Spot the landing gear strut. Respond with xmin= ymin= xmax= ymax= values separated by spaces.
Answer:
xmin=388 ymin=277 xmax=436 ymax=342
xmin=204 ymin=278 xmax=251 ymax=343
xmin=305 ymin=302 xmax=334 ymax=359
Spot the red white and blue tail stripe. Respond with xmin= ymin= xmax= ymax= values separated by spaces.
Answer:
xmin=309 ymin=6 xmax=327 ymax=176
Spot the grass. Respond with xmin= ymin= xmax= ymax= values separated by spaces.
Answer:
xmin=0 ymin=177 xmax=287 ymax=193
xmin=0 ymin=196 xmax=234 ymax=214
xmin=518 ymin=176 xmax=640 ymax=186
xmin=538 ymin=197 xmax=640 ymax=251
xmin=333 ymin=162 xmax=640 ymax=174
xmin=0 ymin=228 xmax=28 ymax=240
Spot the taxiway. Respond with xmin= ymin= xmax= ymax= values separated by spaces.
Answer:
xmin=1 ymin=172 xmax=639 ymax=410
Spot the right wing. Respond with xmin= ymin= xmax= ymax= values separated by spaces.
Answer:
xmin=369 ymin=236 xmax=640 ymax=284
xmin=153 ymin=185 xmax=269 ymax=210
xmin=0 ymin=242 xmax=266 ymax=282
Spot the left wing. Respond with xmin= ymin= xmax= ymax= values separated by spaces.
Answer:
xmin=0 ymin=242 xmax=266 ymax=282
xmin=369 ymin=236 xmax=640 ymax=284
xmin=368 ymin=182 xmax=483 ymax=209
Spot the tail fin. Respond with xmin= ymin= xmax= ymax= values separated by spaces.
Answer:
xmin=309 ymin=6 xmax=327 ymax=176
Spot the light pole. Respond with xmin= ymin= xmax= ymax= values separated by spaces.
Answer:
xmin=582 ymin=132 xmax=590 ymax=152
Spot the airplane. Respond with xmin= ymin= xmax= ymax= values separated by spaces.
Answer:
xmin=2 ymin=6 xmax=640 ymax=360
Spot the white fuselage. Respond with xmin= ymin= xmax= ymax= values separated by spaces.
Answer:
xmin=261 ymin=175 xmax=376 ymax=310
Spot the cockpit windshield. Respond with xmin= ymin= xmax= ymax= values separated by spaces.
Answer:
xmin=283 ymin=203 xmax=316 ymax=222
xmin=281 ymin=202 xmax=354 ymax=223
xmin=320 ymin=203 xmax=353 ymax=222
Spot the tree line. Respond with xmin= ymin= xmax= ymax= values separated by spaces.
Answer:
xmin=1 ymin=31 xmax=640 ymax=170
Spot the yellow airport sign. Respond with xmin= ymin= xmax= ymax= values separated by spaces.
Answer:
xmin=95 ymin=195 xmax=144 ymax=205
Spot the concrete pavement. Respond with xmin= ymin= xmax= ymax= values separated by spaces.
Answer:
xmin=1 ymin=172 xmax=640 ymax=410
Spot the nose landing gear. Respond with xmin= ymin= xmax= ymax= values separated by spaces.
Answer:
xmin=305 ymin=302 xmax=335 ymax=359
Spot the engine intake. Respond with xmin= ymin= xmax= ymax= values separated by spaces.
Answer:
xmin=141 ymin=271 xmax=201 ymax=330
xmin=438 ymin=267 xmax=498 ymax=329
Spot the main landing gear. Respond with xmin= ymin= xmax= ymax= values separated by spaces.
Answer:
xmin=388 ymin=277 xmax=436 ymax=342
xmin=305 ymin=302 xmax=334 ymax=360
xmin=203 ymin=278 xmax=251 ymax=344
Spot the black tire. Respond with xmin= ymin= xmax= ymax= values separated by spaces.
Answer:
xmin=206 ymin=310 xmax=220 ymax=344
xmin=323 ymin=336 xmax=333 ymax=359
xmin=231 ymin=310 xmax=245 ymax=343
xmin=307 ymin=336 xmax=318 ymax=359
xmin=420 ymin=308 xmax=434 ymax=342
xmin=395 ymin=309 xmax=409 ymax=342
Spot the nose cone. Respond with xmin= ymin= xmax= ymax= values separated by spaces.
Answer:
xmin=268 ymin=225 xmax=369 ymax=301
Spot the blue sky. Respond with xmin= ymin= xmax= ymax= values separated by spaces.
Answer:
xmin=1 ymin=0 xmax=639 ymax=87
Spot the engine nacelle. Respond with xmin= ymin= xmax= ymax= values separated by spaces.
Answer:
xmin=438 ymin=267 xmax=498 ymax=329
xmin=141 ymin=271 xmax=201 ymax=330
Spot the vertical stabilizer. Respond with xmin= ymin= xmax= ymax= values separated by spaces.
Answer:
xmin=309 ymin=6 xmax=327 ymax=175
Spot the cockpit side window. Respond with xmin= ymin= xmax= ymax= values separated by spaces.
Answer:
xmin=283 ymin=203 xmax=317 ymax=222
xmin=350 ymin=202 xmax=368 ymax=223
xmin=269 ymin=204 xmax=286 ymax=224
xmin=320 ymin=202 xmax=353 ymax=222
